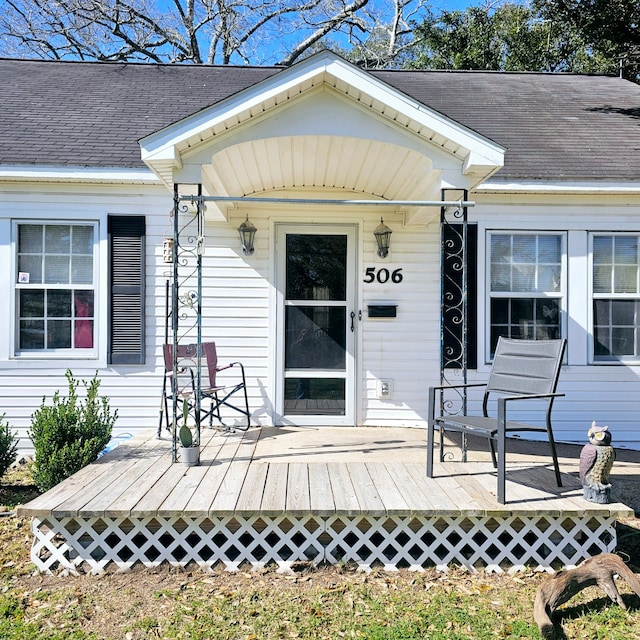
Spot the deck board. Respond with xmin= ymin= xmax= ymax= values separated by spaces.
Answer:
xmin=327 ymin=462 xmax=360 ymax=515
xmin=308 ymin=463 xmax=335 ymax=515
xmin=286 ymin=463 xmax=311 ymax=513
xmin=234 ymin=462 xmax=269 ymax=513
xmin=261 ymin=463 xmax=289 ymax=515
xmin=17 ymin=428 xmax=634 ymax=521
xmin=183 ymin=462 xmax=232 ymax=515
xmin=365 ymin=463 xmax=410 ymax=514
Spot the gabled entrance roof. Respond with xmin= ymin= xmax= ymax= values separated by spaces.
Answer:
xmin=140 ymin=52 xmax=504 ymax=221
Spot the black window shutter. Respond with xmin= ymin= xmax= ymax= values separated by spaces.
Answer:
xmin=442 ymin=223 xmax=477 ymax=370
xmin=108 ymin=216 xmax=146 ymax=364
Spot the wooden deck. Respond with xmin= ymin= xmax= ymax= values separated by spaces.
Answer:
xmin=17 ymin=427 xmax=634 ymax=574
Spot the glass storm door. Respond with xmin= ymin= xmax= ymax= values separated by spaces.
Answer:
xmin=276 ymin=225 xmax=356 ymax=425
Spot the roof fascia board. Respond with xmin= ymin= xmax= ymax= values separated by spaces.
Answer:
xmin=477 ymin=180 xmax=640 ymax=194
xmin=0 ymin=165 xmax=160 ymax=184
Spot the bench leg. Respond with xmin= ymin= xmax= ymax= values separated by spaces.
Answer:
xmin=427 ymin=387 xmax=436 ymax=477
xmin=497 ymin=399 xmax=507 ymax=504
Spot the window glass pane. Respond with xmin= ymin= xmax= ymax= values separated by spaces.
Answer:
xmin=20 ymin=320 xmax=44 ymax=349
xmin=18 ymin=255 xmax=42 ymax=283
xmin=47 ymin=290 xmax=71 ymax=318
xmin=614 ymin=236 xmax=637 ymax=265
xmin=538 ymin=235 xmax=561 ymax=263
xmin=614 ymin=266 xmax=638 ymax=294
xmin=19 ymin=224 xmax=43 ymax=253
xmin=594 ymin=325 xmax=611 ymax=356
xmin=20 ymin=290 xmax=44 ymax=317
xmin=593 ymin=264 xmax=612 ymax=293
xmin=75 ymin=319 xmax=94 ymax=348
xmin=48 ymin=320 xmax=71 ymax=348
xmin=512 ymin=265 xmax=535 ymax=292
xmin=286 ymin=235 xmax=347 ymax=301
xmin=538 ymin=265 xmax=561 ymax=292
xmin=284 ymin=378 xmax=345 ymax=416
xmin=593 ymin=299 xmax=610 ymax=325
xmin=512 ymin=235 xmax=536 ymax=263
xmin=610 ymin=328 xmax=634 ymax=355
xmin=593 ymin=236 xmax=612 ymax=265
xmin=285 ymin=306 xmax=346 ymax=369
xmin=536 ymin=300 xmax=560 ymax=339
xmin=71 ymin=256 xmax=93 ymax=284
xmin=45 ymin=226 xmax=70 ymax=254
xmin=611 ymin=300 xmax=635 ymax=325
xmin=593 ymin=299 xmax=639 ymax=359
xmin=72 ymin=226 xmax=94 ymax=254
xmin=490 ymin=264 xmax=511 ymax=291
xmin=44 ymin=255 xmax=70 ymax=284
xmin=490 ymin=298 xmax=509 ymax=324
xmin=74 ymin=291 xmax=94 ymax=317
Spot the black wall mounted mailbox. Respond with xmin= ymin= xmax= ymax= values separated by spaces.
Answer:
xmin=368 ymin=304 xmax=397 ymax=318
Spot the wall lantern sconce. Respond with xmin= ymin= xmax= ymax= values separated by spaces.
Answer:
xmin=238 ymin=214 xmax=257 ymax=255
xmin=373 ymin=217 xmax=393 ymax=258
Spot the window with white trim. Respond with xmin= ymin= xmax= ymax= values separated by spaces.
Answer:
xmin=592 ymin=234 xmax=640 ymax=361
xmin=15 ymin=222 xmax=97 ymax=354
xmin=488 ymin=232 xmax=564 ymax=357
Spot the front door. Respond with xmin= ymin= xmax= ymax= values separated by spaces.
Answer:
xmin=276 ymin=224 xmax=357 ymax=425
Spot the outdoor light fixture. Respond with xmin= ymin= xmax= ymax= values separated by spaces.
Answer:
xmin=237 ymin=214 xmax=257 ymax=255
xmin=373 ymin=217 xmax=393 ymax=258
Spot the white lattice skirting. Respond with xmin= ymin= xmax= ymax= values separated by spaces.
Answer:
xmin=30 ymin=513 xmax=618 ymax=575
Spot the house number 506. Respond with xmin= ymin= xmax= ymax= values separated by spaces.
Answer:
xmin=363 ymin=267 xmax=404 ymax=284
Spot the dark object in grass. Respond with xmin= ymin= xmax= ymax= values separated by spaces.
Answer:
xmin=533 ymin=553 xmax=640 ymax=638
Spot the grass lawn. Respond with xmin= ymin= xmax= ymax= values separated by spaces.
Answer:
xmin=1 ymin=463 xmax=640 ymax=639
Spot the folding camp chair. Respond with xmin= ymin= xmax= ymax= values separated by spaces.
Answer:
xmin=157 ymin=342 xmax=197 ymax=437
xmin=158 ymin=342 xmax=251 ymax=437
xmin=200 ymin=342 xmax=251 ymax=432
xmin=158 ymin=342 xmax=251 ymax=436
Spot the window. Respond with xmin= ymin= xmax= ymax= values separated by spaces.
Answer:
xmin=488 ymin=233 xmax=563 ymax=356
xmin=16 ymin=223 xmax=96 ymax=353
xmin=592 ymin=234 xmax=640 ymax=361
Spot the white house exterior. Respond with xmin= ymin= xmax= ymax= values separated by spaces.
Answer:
xmin=2 ymin=52 xmax=640 ymax=450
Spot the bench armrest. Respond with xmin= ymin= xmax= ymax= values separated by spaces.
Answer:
xmin=496 ymin=391 xmax=564 ymax=404
xmin=428 ymin=383 xmax=487 ymax=421
xmin=429 ymin=382 xmax=486 ymax=392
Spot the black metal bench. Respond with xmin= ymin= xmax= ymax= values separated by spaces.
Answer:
xmin=427 ymin=337 xmax=567 ymax=504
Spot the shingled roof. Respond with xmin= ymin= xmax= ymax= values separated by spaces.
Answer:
xmin=1 ymin=57 xmax=639 ymax=182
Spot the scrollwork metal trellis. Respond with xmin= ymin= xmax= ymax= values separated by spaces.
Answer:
xmin=440 ymin=189 xmax=469 ymax=461
xmin=170 ymin=184 xmax=205 ymax=462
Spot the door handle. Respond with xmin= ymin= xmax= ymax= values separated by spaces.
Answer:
xmin=350 ymin=311 xmax=355 ymax=332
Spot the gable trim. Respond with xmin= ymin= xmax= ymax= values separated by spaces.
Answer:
xmin=140 ymin=52 xmax=504 ymax=188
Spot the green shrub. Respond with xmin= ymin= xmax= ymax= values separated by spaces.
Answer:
xmin=0 ymin=414 xmax=18 ymax=481
xmin=30 ymin=370 xmax=117 ymax=492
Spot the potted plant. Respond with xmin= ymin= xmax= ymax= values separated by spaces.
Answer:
xmin=178 ymin=398 xmax=199 ymax=466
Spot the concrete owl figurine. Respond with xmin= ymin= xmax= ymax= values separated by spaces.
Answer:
xmin=579 ymin=421 xmax=615 ymax=503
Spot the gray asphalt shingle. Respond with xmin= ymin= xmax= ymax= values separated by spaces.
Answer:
xmin=1 ymin=57 xmax=639 ymax=181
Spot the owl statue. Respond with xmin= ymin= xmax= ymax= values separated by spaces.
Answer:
xmin=579 ymin=421 xmax=615 ymax=503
